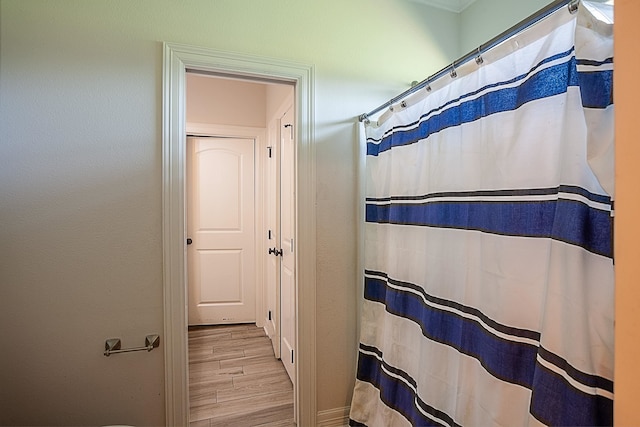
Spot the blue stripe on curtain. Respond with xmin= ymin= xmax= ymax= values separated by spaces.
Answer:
xmin=367 ymin=47 xmax=576 ymax=145
xmin=578 ymin=70 xmax=613 ymax=108
xmin=356 ymin=347 xmax=461 ymax=427
xmin=364 ymin=275 xmax=539 ymax=387
xmin=367 ymin=52 xmax=577 ymax=156
xmin=365 ymin=198 xmax=613 ymax=258
xmin=365 ymin=269 xmax=541 ymax=341
xmin=367 ymin=54 xmax=613 ymax=156
xmin=356 ymin=343 xmax=613 ymax=427
xmin=530 ymin=364 xmax=614 ymax=426
xmin=361 ymin=275 xmax=614 ymax=426
xmin=363 ymin=272 xmax=614 ymax=394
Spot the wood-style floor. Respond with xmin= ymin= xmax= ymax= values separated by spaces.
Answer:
xmin=188 ymin=324 xmax=295 ymax=427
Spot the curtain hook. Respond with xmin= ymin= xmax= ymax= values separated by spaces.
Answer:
xmin=568 ymin=0 xmax=579 ymax=14
xmin=425 ymin=83 xmax=432 ymax=92
xmin=450 ymin=63 xmax=457 ymax=79
xmin=400 ymin=101 xmax=407 ymax=109
xmin=475 ymin=47 xmax=484 ymax=65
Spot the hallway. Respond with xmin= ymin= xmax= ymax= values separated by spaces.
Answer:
xmin=188 ymin=324 xmax=295 ymax=426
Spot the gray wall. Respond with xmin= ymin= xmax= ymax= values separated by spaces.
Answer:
xmin=460 ymin=0 xmax=552 ymax=53
xmin=0 ymin=0 xmax=459 ymax=425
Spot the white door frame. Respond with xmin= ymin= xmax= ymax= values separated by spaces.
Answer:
xmin=162 ymin=43 xmax=316 ymax=426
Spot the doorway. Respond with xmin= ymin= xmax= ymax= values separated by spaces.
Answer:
xmin=185 ymin=71 xmax=296 ymax=385
xmin=162 ymin=43 xmax=317 ymax=426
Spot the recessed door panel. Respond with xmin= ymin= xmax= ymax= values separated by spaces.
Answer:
xmin=197 ymin=250 xmax=242 ymax=303
xmin=197 ymin=150 xmax=242 ymax=231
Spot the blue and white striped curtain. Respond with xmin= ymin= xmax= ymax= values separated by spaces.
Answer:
xmin=350 ymin=3 xmax=614 ymax=426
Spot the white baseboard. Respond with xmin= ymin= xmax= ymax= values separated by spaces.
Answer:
xmin=317 ymin=406 xmax=350 ymax=427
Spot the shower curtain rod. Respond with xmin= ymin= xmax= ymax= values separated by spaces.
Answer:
xmin=358 ymin=0 xmax=580 ymax=122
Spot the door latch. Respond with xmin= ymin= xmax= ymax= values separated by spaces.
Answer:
xmin=268 ymin=247 xmax=283 ymax=256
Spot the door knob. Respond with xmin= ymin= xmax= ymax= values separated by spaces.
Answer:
xmin=186 ymin=238 xmax=193 ymax=245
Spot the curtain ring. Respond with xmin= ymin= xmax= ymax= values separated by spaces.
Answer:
xmin=475 ymin=47 xmax=484 ymax=65
xmin=450 ymin=63 xmax=457 ymax=78
xmin=401 ymin=101 xmax=407 ymax=109
xmin=568 ymin=0 xmax=579 ymax=14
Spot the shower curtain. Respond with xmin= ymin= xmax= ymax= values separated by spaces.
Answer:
xmin=350 ymin=3 xmax=614 ymax=427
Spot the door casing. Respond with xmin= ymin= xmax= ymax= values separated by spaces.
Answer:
xmin=162 ymin=43 xmax=316 ymax=426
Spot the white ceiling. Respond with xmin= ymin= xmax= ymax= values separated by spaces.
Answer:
xmin=408 ymin=0 xmax=477 ymax=13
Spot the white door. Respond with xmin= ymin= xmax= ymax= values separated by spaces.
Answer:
xmin=280 ymin=108 xmax=296 ymax=387
xmin=264 ymin=120 xmax=281 ymax=358
xmin=187 ymin=136 xmax=256 ymax=325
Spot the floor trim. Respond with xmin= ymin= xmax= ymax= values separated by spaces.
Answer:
xmin=317 ymin=406 xmax=351 ymax=427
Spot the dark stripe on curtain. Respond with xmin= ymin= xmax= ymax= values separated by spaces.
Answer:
xmin=365 ymin=198 xmax=613 ymax=258
xmin=365 ymin=269 xmax=540 ymax=341
xmin=356 ymin=349 xmax=461 ymax=427
xmin=357 ymin=342 xmax=613 ymax=427
xmin=364 ymin=276 xmax=539 ymax=387
xmin=362 ymin=277 xmax=613 ymax=425
xmin=366 ymin=185 xmax=612 ymax=206
xmin=576 ymin=57 xmax=613 ymax=66
xmin=367 ymin=47 xmax=576 ymax=145
xmin=538 ymin=346 xmax=613 ymax=392
xmin=366 ymin=53 xmax=581 ymax=156
xmin=530 ymin=362 xmax=613 ymax=426
xmin=366 ymin=53 xmax=614 ymax=156
xmin=364 ymin=276 xmax=614 ymax=395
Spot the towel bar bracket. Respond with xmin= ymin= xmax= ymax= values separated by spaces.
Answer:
xmin=104 ymin=334 xmax=160 ymax=357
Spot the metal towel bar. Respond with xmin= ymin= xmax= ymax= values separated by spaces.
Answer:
xmin=104 ymin=334 xmax=160 ymax=357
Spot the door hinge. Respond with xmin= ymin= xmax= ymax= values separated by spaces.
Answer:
xmin=284 ymin=123 xmax=293 ymax=138
xmin=268 ymin=310 xmax=272 ymax=321
xmin=290 ymin=238 xmax=294 ymax=252
xmin=268 ymin=229 xmax=272 ymax=240
xmin=267 ymin=146 xmax=272 ymax=158
xmin=291 ymin=349 xmax=294 ymax=364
